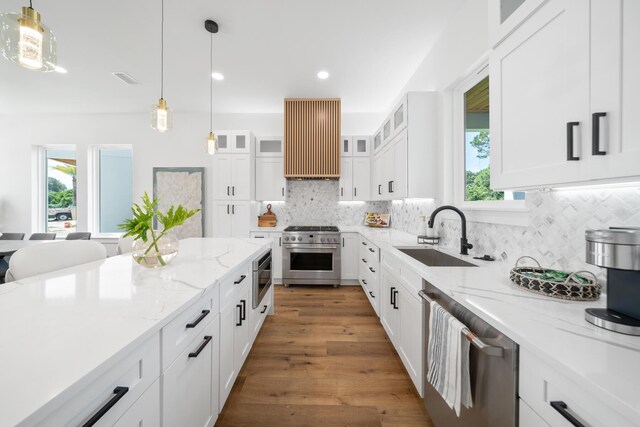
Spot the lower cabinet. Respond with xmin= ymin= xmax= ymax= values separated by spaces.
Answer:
xmin=341 ymin=232 xmax=359 ymax=281
xmin=162 ymin=315 xmax=220 ymax=427
xmin=380 ymin=267 xmax=401 ymax=345
xmin=114 ymin=379 xmax=161 ymax=427
xmin=250 ymin=285 xmax=274 ymax=342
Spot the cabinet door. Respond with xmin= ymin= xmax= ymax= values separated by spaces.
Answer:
xmin=372 ymin=154 xmax=383 ymax=200
xmin=341 ymin=136 xmax=352 ymax=156
xmin=339 ymin=158 xmax=353 ymax=201
xmin=256 ymin=158 xmax=285 ymax=201
xmin=383 ymin=118 xmax=392 ymax=142
xmin=231 ymin=156 xmax=252 ymax=200
xmin=490 ymin=0 xmax=590 ymax=190
xmin=398 ymin=289 xmax=423 ymax=394
xmin=352 ymin=158 xmax=371 ymax=201
xmin=215 ymin=131 xmax=233 ymax=154
xmin=392 ymin=99 xmax=407 ymax=134
xmin=588 ymin=0 xmax=640 ymax=182
xmin=340 ymin=233 xmax=359 ymax=280
xmin=373 ymin=130 xmax=383 ymax=153
xmin=163 ymin=318 xmax=217 ymax=427
xmin=232 ymin=131 xmax=251 ymax=153
xmin=212 ymin=202 xmax=232 ymax=238
xmin=213 ymin=156 xmax=233 ymax=200
xmin=230 ymin=201 xmax=250 ymax=238
xmin=219 ymin=302 xmax=238 ymax=406
xmin=392 ymin=133 xmax=408 ymax=198
xmin=270 ymin=232 xmax=283 ymax=281
xmin=113 ymin=380 xmax=160 ymax=427
xmin=234 ymin=287 xmax=252 ymax=367
xmin=380 ymin=268 xmax=400 ymax=346
xmin=256 ymin=136 xmax=283 ymax=157
xmin=382 ymin=145 xmax=395 ymax=199
xmin=352 ymin=136 xmax=371 ymax=157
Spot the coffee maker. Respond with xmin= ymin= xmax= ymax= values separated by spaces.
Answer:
xmin=585 ymin=228 xmax=640 ymax=335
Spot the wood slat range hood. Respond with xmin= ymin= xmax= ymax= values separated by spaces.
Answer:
xmin=284 ymin=98 xmax=341 ymax=179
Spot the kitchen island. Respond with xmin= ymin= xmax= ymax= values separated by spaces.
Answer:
xmin=0 ymin=238 xmax=271 ymax=427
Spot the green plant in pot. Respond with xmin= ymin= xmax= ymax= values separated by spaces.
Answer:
xmin=119 ymin=192 xmax=200 ymax=268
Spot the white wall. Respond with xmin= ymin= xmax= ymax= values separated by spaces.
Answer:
xmin=0 ymin=111 xmax=382 ymax=236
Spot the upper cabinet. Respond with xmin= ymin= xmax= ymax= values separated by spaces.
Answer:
xmin=490 ymin=0 xmax=640 ymax=190
xmin=215 ymin=131 xmax=253 ymax=154
xmin=341 ymin=136 xmax=353 ymax=156
xmin=488 ymin=0 xmax=546 ymax=48
xmin=256 ymin=136 xmax=284 ymax=157
xmin=371 ymin=92 xmax=439 ymax=200
xmin=352 ymin=136 xmax=371 ymax=157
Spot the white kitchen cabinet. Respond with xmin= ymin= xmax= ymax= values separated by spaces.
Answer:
xmin=270 ymin=232 xmax=283 ymax=282
xmin=341 ymin=136 xmax=353 ymax=156
xmin=519 ymin=399 xmax=549 ymax=427
xmin=488 ymin=0 xmax=545 ymax=48
xmin=372 ymin=154 xmax=383 ymax=200
xmin=340 ymin=233 xmax=359 ymax=281
xmin=213 ymin=201 xmax=251 ymax=238
xmin=380 ymin=267 xmax=401 ymax=346
xmin=380 ymin=134 xmax=407 ymax=200
xmin=398 ymin=288 xmax=422 ymax=392
xmin=490 ymin=0 xmax=640 ymax=190
xmin=256 ymin=136 xmax=284 ymax=157
xmin=163 ymin=315 xmax=219 ymax=427
xmin=213 ymin=155 xmax=254 ymax=200
xmin=113 ymin=380 xmax=160 ymax=427
xmin=359 ymin=237 xmax=380 ymax=315
xmin=339 ymin=158 xmax=353 ymax=201
xmin=392 ymin=99 xmax=407 ymax=134
xmin=352 ymin=158 xmax=371 ymax=201
xmin=215 ymin=130 xmax=253 ymax=154
xmin=250 ymin=285 xmax=274 ymax=342
xmin=373 ymin=129 xmax=383 ymax=154
xmin=352 ymin=136 xmax=371 ymax=157
xmin=256 ymin=157 xmax=286 ymax=201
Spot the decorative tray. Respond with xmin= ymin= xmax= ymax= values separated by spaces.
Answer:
xmin=510 ymin=256 xmax=601 ymax=301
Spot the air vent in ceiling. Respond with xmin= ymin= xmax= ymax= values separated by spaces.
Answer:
xmin=112 ymin=72 xmax=141 ymax=85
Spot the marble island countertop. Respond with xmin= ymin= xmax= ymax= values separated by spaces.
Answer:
xmin=344 ymin=226 xmax=640 ymax=423
xmin=0 ymin=238 xmax=270 ymax=427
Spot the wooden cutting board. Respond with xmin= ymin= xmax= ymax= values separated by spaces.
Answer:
xmin=258 ymin=204 xmax=277 ymax=227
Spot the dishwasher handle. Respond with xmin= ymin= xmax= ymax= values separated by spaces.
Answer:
xmin=418 ymin=290 xmax=504 ymax=357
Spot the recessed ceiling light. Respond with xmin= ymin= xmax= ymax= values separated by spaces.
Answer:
xmin=211 ymin=72 xmax=224 ymax=80
xmin=317 ymin=70 xmax=329 ymax=80
xmin=54 ymin=66 xmax=67 ymax=74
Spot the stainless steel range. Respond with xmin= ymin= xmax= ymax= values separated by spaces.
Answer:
xmin=282 ymin=226 xmax=341 ymax=286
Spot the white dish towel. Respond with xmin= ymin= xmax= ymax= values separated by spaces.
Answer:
xmin=426 ymin=300 xmax=473 ymax=416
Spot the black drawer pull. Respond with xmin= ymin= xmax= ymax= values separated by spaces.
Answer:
xmin=566 ymin=122 xmax=580 ymax=161
xmin=362 ymin=258 xmax=367 ymax=263
xmin=369 ymin=267 xmax=376 ymax=273
xmin=227 ymin=186 xmax=230 ymax=196
xmin=592 ymin=112 xmax=607 ymax=155
xmin=82 ymin=386 xmax=129 ymax=427
xmin=369 ymin=291 xmax=375 ymax=298
xmin=186 ymin=309 xmax=210 ymax=329
xmin=188 ymin=335 xmax=213 ymax=358
xmin=261 ymin=305 xmax=268 ymax=314
xmin=368 ymin=248 xmax=374 ymax=253
xmin=393 ymin=289 xmax=399 ymax=309
xmin=550 ymin=401 xmax=586 ymax=427
xmin=362 ymin=279 xmax=368 ymax=285
xmin=378 ymin=184 xmax=382 ymax=195
xmin=390 ymin=286 xmax=396 ymax=307
xmin=361 ymin=241 xmax=367 ymax=246
xmin=236 ymin=304 xmax=243 ymax=326
xmin=234 ymin=275 xmax=247 ymax=285
xmin=241 ymin=299 xmax=247 ymax=321
xmin=232 ymin=186 xmax=235 ymax=196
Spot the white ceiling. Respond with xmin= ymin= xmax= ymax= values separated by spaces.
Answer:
xmin=0 ymin=0 xmax=463 ymax=115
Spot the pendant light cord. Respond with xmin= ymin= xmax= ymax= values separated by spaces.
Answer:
xmin=210 ymin=32 xmax=213 ymax=132
xmin=160 ymin=0 xmax=164 ymax=99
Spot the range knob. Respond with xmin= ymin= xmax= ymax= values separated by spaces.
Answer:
xmin=284 ymin=236 xmax=289 ymax=241
xmin=297 ymin=236 xmax=302 ymax=241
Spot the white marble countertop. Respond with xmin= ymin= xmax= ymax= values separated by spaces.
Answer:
xmin=0 ymin=238 xmax=270 ymax=427
xmin=345 ymin=226 xmax=640 ymax=423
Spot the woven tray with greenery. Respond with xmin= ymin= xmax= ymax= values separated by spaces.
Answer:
xmin=510 ymin=256 xmax=601 ymax=301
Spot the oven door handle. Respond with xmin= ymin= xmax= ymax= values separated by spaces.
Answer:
xmin=284 ymin=245 xmax=338 ymax=251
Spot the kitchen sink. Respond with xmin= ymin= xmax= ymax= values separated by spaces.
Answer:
xmin=395 ymin=247 xmax=477 ymax=267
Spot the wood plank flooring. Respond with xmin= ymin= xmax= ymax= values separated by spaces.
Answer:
xmin=215 ymin=285 xmax=433 ymax=427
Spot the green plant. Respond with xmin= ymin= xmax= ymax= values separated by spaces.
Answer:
xmin=118 ymin=192 xmax=199 ymax=266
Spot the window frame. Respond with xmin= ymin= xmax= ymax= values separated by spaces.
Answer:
xmin=452 ymin=63 xmax=529 ymax=225
xmin=87 ymin=145 xmax=133 ymax=238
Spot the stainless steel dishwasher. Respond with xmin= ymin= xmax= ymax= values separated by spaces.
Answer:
xmin=419 ymin=280 xmax=518 ymax=427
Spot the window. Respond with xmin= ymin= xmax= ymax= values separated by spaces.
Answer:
xmin=91 ymin=147 xmax=133 ymax=235
xmin=46 ymin=149 xmax=77 ymax=234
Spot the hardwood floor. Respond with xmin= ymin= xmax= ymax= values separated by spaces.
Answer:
xmin=215 ymin=285 xmax=433 ymax=427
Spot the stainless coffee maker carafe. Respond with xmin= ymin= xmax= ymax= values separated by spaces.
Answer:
xmin=585 ymin=228 xmax=640 ymax=335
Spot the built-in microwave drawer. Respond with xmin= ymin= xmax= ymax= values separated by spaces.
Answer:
xmin=29 ymin=333 xmax=160 ymax=426
xmin=520 ymin=348 xmax=636 ymax=427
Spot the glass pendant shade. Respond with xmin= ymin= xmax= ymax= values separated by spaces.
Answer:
xmin=0 ymin=7 xmax=56 ymax=71
xmin=151 ymin=98 xmax=172 ymax=132
xmin=207 ymin=132 xmax=216 ymax=155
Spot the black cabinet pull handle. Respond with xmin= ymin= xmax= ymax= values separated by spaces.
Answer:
xmin=82 ymin=386 xmax=129 ymax=427
xmin=188 ymin=335 xmax=213 ymax=358
xmin=186 ymin=309 xmax=210 ymax=329
xmin=232 ymin=186 xmax=235 ymax=196
xmin=388 ymin=181 xmax=392 ymax=193
xmin=362 ymin=241 xmax=367 ymax=246
xmin=234 ymin=275 xmax=246 ymax=285
xmin=236 ymin=304 xmax=243 ymax=326
xmin=279 ymin=237 xmax=282 ymax=247
xmin=369 ymin=267 xmax=376 ymax=273
xmin=241 ymin=299 xmax=247 ymax=321
xmin=232 ymin=204 xmax=235 ymax=214
xmin=390 ymin=286 xmax=396 ymax=307
xmin=362 ymin=258 xmax=367 ymax=263
xmin=362 ymin=279 xmax=368 ymax=285
xmin=390 ymin=181 xmax=395 ymax=193
xmin=550 ymin=401 xmax=586 ymax=427
xmin=227 ymin=186 xmax=230 ymax=196
xmin=592 ymin=112 xmax=607 ymax=155
xmin=354 ymin=187 xmax=357 ymax=197
xmin=342 ymin=237 xmax=345 ymax=247
xmin=282 ymin=187 xmax=285 ymax=197
xmin=227 ymin=205 xmax=230 ymax=215
xmin=369 ymin=291 xmax=375 ymax=298
xmin=393 ymin=290 xmax=399 ymax=309
xmin=261 ymin=305 xmax=268 ymax=314
xmin=378 ymin=184 xmax=382 ymax=195
xmin=254 ymin=236 xmax=265 ymax=238
xmin=566 ymin=122 xmax=580 ymax=161
xmin=341 ymin=187 xmax=344 ymax=196
xmin=368 ymin=248 xmax=374 ymax=253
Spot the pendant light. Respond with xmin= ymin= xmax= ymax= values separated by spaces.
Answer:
xmin=151 ymin=0 xmax=172 ymax=132
xmin=205 ymin=19 xmax=219 ymax=155
xmin=0 ymin=0 xmax=57 ymax=71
